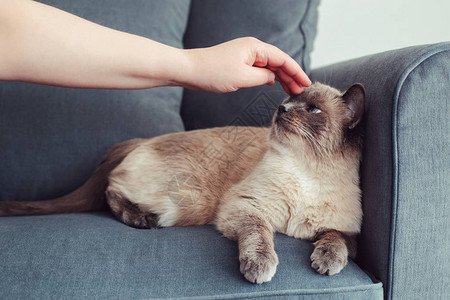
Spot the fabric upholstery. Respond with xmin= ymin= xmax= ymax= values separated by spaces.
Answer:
xmin=310 ymin=42 xmax=450 ymax=300
xmin=0 ymin=0 xmax=190 ymax=202
xmin=3 ymin=0 xmax=447 ymax=299
xmin=181 ymin=0 xmax=320 ymax=130
xmin=0 ymin=213 xmax=383 ymax=299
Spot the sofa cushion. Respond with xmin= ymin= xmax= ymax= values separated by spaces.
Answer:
xmin=0 ymin=213 xmax=383 ymax=299
xmin=0 ymin=0 xmax=190 ymax=201
xmin=180 ymin=0 xmax=320 ymax=131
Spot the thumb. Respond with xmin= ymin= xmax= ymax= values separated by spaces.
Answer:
xmin=245 ymin=67 xmax=276 ymax=87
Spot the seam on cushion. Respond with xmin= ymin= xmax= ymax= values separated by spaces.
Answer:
xmin=181 ymin=0 xmax=194 ymax=47
xmin=161 ymin=282 xmax=383 ymax=300
xmin=298 ymin=0 xmax=313 ymax=71
xmin=389 ymin=42 xmax=450 ymax=300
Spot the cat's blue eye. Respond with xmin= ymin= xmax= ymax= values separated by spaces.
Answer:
xmin=308 ymin=106 xmax=321 ymax=114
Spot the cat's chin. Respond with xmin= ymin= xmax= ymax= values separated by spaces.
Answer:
xmin=270 ymin=123 xmax=299 ymax=149
xmin=270 ymin=123 xmax=287 ymax=144
xmin=270 ymin=124 xmax=317 ymax=159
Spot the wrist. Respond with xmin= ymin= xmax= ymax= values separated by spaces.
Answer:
xmin=166 ymin=48 xmax=203 ymax=90
xmin=134 ymin=40 xmax=185 ymax=88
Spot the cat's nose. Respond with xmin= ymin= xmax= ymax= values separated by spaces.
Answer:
xmin=278 ymin=105 xmax=287 ymax=114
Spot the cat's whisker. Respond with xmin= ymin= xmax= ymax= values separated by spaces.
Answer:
xmin=0 ymin=82 xmax=365 ymax=284
xmin=298 ymin=128 xmax=328 ymax=159
xmin=298 ymin=129 xmax=316 ymax=152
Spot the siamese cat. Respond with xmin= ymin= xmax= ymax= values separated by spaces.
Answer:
xmin=0 ymin=82 xmax=365 ymax=284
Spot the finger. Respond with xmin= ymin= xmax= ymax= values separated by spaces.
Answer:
xmin=279 ymin=79 xmax=290 ymax=95
xmin=274 ymin=58 xmax=311 ymax=88
xmin=273 ymin=54 xmax=311 ymax=87
xmin=274 ymin=74 xmax=290 ymax=94
xmin=288 ymin=66 xmax=311 ymax=88
xmin=289 ymin=82 xmax=304 ymax=94
xmin=244 ymin=67 xmax=276 ymax=88
xmin=257 ymin=42 xmax=312 ymax=87
xmin=274 ymin=68 xmax=304 ymax=94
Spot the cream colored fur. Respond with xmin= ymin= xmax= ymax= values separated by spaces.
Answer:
xmin=107 ymin=144 xmax=179 ymax=227
xmin=104 ymin=82 xmax=364 ymax=283
xmin=215 ymin=142 xmax=362 ymax=241
xmin=0 ymin=83 xmax=365 ymax=284
xmin=106 ymin=126 xmax=268 ymax=228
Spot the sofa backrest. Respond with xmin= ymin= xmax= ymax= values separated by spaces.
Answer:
xmin=0 ymin=0 xmax=190 ymax=201
xmin=0 ymin=0 xmax=319 ymax=202
xmin=181 ymin=0 xmax=320 ymax=130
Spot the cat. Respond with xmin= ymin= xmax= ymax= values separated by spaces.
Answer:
xmin=0 ymin=82 xmax=365 ymax=284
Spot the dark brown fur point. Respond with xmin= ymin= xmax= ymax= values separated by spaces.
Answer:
xmin=0 ymin=138 xmax=144 ymax=217
xmin=0 ymin=83 xmax=364 ymax=220
xmin=272 ymin=83 xmax=364 ymax=164
xmin=239 ymin=195 xmax=256 ymax=200
xmin=310 ymin=229 xmax=357 ymax=275
xmin=106 ymin=190 xmax=160 ymax=229
xmin=286 ymin=94 xmax=327 ymax=139
xmin=237 ymin=215 xmax=278 ymax=284
xmin=314 ymin=229 xmax=357 ymax=259
xmin=0 ymin=82 xmax=365 ymax=283
xmin=161 ymin=127 xmax=268 ymax=227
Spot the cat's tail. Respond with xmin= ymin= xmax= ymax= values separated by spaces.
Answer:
xmin=0 ymin=139 xmax=144 ymax=217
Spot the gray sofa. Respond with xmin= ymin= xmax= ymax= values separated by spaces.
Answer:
xmin=1 ymin=1 xmax=449 ymax=299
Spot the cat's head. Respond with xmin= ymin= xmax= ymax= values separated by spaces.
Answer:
xmin=270 ymin=82 xmax=365 ymax=158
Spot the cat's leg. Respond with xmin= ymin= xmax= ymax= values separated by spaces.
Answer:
xmin=105 ymin=189 xmax=160 ymax=229
xmin=238 ymin=219 xmax=278 ymax=284
xmin=310 ymin=229 xmax=357 ymax=275
xmin=216 ymin=210 xmax=278 ymax=284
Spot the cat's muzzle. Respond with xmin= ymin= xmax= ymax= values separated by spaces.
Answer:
xmin=278 ymin=105 xmax=287 ymax=114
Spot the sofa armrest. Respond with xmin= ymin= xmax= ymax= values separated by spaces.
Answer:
xmin=310 ymin=43 xmax=450 ymax=300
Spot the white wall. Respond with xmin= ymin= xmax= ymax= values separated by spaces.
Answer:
xmin=310 ymin=0 xmax=450 ymax=69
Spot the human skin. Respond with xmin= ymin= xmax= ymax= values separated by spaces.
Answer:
xmin=0 ymin=0 xmax=311 ymax=94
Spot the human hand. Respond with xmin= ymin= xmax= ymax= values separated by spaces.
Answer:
xmin=0 ymin=1 xmax=309 ymax=94
xmin=180 ymin=37 xmax=311 ymax=94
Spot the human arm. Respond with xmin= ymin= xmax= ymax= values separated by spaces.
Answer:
xmin=0 ymin=0 xmax=310 ymax=94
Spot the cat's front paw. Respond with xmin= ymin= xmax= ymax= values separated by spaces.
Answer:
xmin=310 ymin=242 xmax=348 ymax=276
xmin=239 ymin=250 xmax=278 ymax=284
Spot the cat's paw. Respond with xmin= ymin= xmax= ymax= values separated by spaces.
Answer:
xmin=239 ymin=251 xmax=279 ymax=284
xmin=310 ymin=242 xmax=348 ymax=276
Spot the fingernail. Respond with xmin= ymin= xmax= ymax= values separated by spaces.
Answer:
xmin=268 ymin=72 xmax=275 ymax=83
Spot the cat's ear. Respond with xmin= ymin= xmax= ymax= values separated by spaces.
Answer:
xmin=342 ymin=83 xmax=365 ymax=129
